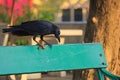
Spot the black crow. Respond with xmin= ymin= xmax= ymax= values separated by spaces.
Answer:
xmin=2 ymin=20 xmax=60 ymax=48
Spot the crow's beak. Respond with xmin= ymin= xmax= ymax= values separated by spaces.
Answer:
xmin=55 ymin=35 xmax=60 ymax=43
xmin=57 ymin=36 xmax=60 ymax=43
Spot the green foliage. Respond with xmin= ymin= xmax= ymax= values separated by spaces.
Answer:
xmin=0 ymin=0 xmax=66 ymax=24
xmin=14 ymin=6 xmax=33 ymax=24
xmin=0 ymin=12 xmax=9 ymax=23
xmin=0 ymin=5 xmax=10 ymax=23
xmin=15 ymin=39 xmax=28 ymax=45
xmin=37 ymin=0 xmax=66 ymax=22
xmin=37 ymin=10 xmax=55 ymax=21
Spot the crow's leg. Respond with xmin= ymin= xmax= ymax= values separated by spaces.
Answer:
xmin=40 ymin=35 xmax=52 ymax=48
xmin=33 ymin=35 xmax=44 ymax=49
xmin=39 ymin=39 xmax=46 ymax=49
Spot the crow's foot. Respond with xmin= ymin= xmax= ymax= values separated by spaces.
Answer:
xmin=37 ymin=44 xmax=46 ymax=49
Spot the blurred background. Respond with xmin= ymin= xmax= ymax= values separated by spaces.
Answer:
xmin=0 ymin=0 xmax=89 ymax=80
xmin=0 ymin=0 xmax=89 ymax=24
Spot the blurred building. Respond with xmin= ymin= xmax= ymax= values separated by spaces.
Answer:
xmin=56 ymin=0 xmax=89 ymax=22
xmin=0 ymin=0 xmax=89 ymax=22
xmin=31 ymin=0 xmax=89 ymax=22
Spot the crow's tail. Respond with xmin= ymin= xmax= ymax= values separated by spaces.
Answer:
xmin=2 ymin=25 xmax=20 ymax=33
xmin=2 ymin=28 xmax=11 ymax=33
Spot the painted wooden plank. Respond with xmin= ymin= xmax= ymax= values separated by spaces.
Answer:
xmin=60 ymin=29 xmax=83 ymax=36
xmin=45 ymin=29 xmax=83 ymax=36
xmin=0 ymin=43 xmax=107 ymax=75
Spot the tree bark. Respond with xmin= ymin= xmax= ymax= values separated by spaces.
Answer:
xmin=73 ymin=0 xmax=120 ymax=80
xmin=84 ymin=0 xmax=120 ymax=80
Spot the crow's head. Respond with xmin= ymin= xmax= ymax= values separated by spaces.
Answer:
xmin=54 ymin=28 xmax=60 ymax=43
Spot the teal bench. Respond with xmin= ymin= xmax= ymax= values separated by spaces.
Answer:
xmin=0 ymin=43 xmax=119 ymax=80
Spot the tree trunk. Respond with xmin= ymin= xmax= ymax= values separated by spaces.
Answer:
xmin=73 ymin=0 xmax=120 ymax=80
xmin=84 ymin=0 xmax=120 ymax=80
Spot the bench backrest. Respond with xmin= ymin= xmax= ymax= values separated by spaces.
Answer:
xmin=0 ymin=43 xmax=107 ymax=75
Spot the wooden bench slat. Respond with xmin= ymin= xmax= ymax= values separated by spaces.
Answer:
xmin=0 ymin=43 xmax=107 ymax=75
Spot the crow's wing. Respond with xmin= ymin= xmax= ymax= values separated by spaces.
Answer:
xmin=11 ymin=30 xmax=32 ymax=36
xmin=21 ymin=21 xmax=53 ymax=35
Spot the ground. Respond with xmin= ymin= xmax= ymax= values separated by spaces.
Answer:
xmin=29 ymin=73 xmax=72 ymax=80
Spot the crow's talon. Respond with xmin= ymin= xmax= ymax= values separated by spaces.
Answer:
xmin=42 ymin=45 xmax=46 ymax=49
xmin=36 ymin=44 xmax=46 ymax=49
xmin=37 ymin=46 xmax=45 ymax=49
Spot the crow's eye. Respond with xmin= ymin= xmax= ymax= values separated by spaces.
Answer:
xmin=55 ymin=30 xmax=60 ymax=34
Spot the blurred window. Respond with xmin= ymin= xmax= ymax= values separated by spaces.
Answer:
xmin=62 ymin=8 xmax=83 ymax=21
xmin=62 ymin=9 xmax=70 ymax=21
xmin=75 ymin=8 xmax=82 ymax=21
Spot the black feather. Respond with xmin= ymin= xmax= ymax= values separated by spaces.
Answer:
xmin=2 ymin=20 xmax=60 ymax=48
